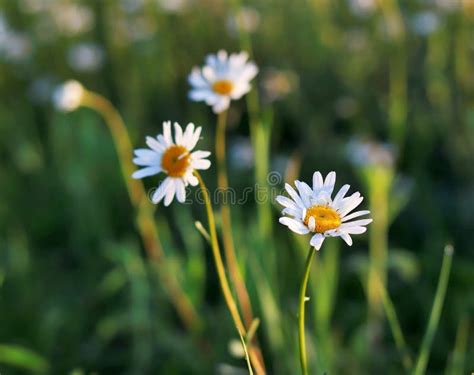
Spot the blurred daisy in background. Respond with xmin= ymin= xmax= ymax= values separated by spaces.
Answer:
xmin=0 ymin=13 xmax=31 ymax=63
xmin=188 ymin=50 xmax=258 ymax=113
xmin=67 ymin=42 xmax=105 ymax=72
xmin=277 ymin=171 xmax=372 ymax=250
xmin=346 ymin=138 xmax=397 ymax=169
xmin=132 ymin=121 xmax=211 ymax=205
xmin=52 ymin=80 xmax=85 ymax=112
xmin=410 ymin=11 xmax=441 ymax=36
xmin=226 ymin=6 xmax=260 ymax=36
xmin=260 ymin=68 xmax=299 ymax=104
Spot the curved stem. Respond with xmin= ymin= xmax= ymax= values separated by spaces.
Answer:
xmin=195 ymin=171 xmax=265 ymax=374
xmin=79 ymin=91 xmax=201 ymax=331
xmin=215 ymin=111 xmax=255 ymax=327
xmin=298 ymin=246 xmax=316 ymax=375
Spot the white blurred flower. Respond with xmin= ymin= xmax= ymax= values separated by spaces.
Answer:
xmin=346 ymin=139 xmax=397 ymax=168
xmin=410 ymin=11 xmax=441 ymax=36
xmin=67 ymin=43 xmax=105 ymax=72
xmin=120 ymin=0 xmax=146 ymax=13
xmin=260 ymin=68 xmax=298 ymax=103
xmin=348 ymin=0 xmax=376 ymax=16
xmin=277 ymin=171 xmax=372 ymax=250
xmin=157 ymin=0 xmax=189 ymax=13
xmin=229 ymin=137 xmax=254 ymax=170
xmin=53 ymin=80 xmax=85 ymax=112
xmin=0 ymin=31 xmax=31 ymax=62
xmin=51 ymin=3 xmax=94 ymax=36
xmin=228 ymin=339 xmax=245 ymax=358
xmin=18 ymin=0 xmax=49 ymax=14
xmin=132 ymin=121 xmax=211 ymax=206
xmin=188 ymin=50 xmax=258 ymax=113
xmin=226 ymin=7 xmax=260 ymax=36
xmin=0 ymin=14 xmax=32 ymax=62
xmin=435 ymin=0 xmax=460 ymax=12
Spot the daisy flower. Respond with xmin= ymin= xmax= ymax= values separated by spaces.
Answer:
xmin=188 ymin=50 xmax=258 ymax=113
xmin=277 ymin=171 xmax=372 ymax=250
xmin=132 ymin=121 xmax=211 ymax=206
xmin=53 ymin=80 xmax=85 ymax=111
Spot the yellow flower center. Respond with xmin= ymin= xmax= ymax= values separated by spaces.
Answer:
xmin=304 ymin=205 xmax=341 ymax=233
xmin=212 ymin=79 xmax=234 ymax=95
xmin=161 ymin=145 xmax=190 ymax=177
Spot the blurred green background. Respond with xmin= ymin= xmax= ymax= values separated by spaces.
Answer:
xmin=1 ymin=0 xmax=473 ymax=374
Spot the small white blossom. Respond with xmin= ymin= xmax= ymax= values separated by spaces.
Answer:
xmin=53 ymin=80 xmax=85 ymax=112
xmin=132 ymin=121 xmax=211 ymax=206
xmin=188 ymin=50 xmax=258 ymax=113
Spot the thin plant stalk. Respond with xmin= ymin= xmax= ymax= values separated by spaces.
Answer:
xmin=376 ymin=276 xmax=413 ymax=371
xmin=229 ymin=0 xmax=273 ymax=238
xmin=375 ymin=0 xmax=407 ymax=151
xmin=194 ymin=171 xmax=266 ymax=375
xmin=215 ymin=110 xmax=255 ymax=328
xmin=446 ymin=316 xmax=469 ymax=375
xmin=298 ymin=246 xmax=316 ymax=375
xmin=79 ymin=90 xmax=201 ymax=331
xmin=413 ymin=245 xmax=454 ymax=375
xmin=366 ymin=167 xmax=392 ymax=327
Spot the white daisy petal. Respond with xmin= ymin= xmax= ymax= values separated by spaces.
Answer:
xmin=279 ymin=217 xmax=310 ymax=235
xmin=174 ymin=122 xmax=184 ymax=145
xmin=276 ymin=195 xmax=299 ymax=210
xmin=182 ymin=123 xmax=195 ymax=148
xmin=152 ymin=178 xmax=170 ymax=204
xmin=322 ymin=171 xmax=336 ymax=196
xmin=313 ymin=171 xmax=324 ymax=192
xmin=338 ymin=196 xmax=364 ymax=217
xmin=185 ymin=173 xmax=199 ymax=186
xmin=295 ymin=180 xmax=312 ymax=207
xmin=285 ymin=183 xmax=306 ymax=209
xmin=310 ymin=234 xmax=325 ymax=250
xmin=333 ymin=184 xmax=350 ymax=206
xmin=188 ymin=126 xmax=202 ymax=150
xmin=175 ymin=179 xmax=186 ymax=203
xmin=145 ymin=137 xmax=165 ymax=153
xmin=164 ymin=179 xmax=177 ymax=206
xmin=308 ymin=216 xmax=316 ymax=232
xmin=340 ymin=232 xmax=353 ymax=246
xmin=282 ymin=207 xmax=303 ymax=218
xmin=135 ymin=148 xmax=160 ymax=160
xmin=212 ymin=96 xmax=231 ymax=114
xmin=340 ymin=219 xmax=373 ymax=228
xmin=191 ymin=150 xmax=211 ymax=159
xmin=341 ymin=210 xmax=370 ymax=222
xmin=133 ymin=157 xmax=159 ymax=166
xmin=132 ymin=166 xmax=161 ymax=179
xmin=342 ymin=226 xmax=367 ymax=234
xmin=188 ymin=68 xmax=208 ymax=88
xmin=163 ymin=121 xmax=173 ymax=145
xmin=192 ymin=159 xmax=211 ymax=170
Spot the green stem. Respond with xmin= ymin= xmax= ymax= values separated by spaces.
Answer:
xmin=298 ymin=246 xmax=316 ymax=375
xmin=194 ymin=171 xmax=265 ymax=375
xmin=215 ymin=111 xmax=255 ymax=328
xmin=413 ymin=245 xmax=454 ymax=375
xmin=378 ymin=278 xmax=413 ymax=371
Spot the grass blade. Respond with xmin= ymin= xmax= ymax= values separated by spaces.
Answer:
xmin=413 ymin=244 xmax=454 ymax=375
